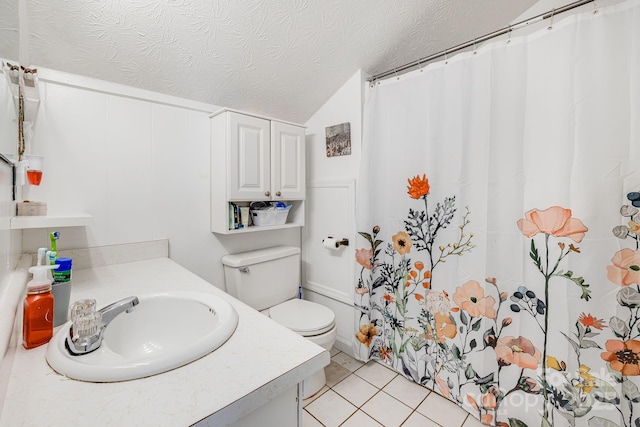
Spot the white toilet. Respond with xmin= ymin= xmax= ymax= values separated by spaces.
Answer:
xmin=221 ymin=246 xmax=337 ymax=398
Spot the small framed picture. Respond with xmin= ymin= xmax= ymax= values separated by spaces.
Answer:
xmin=325 ymin=122 xmax=351 ymax=157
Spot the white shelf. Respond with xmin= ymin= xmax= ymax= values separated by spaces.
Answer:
xmin=217 ymin=222 xmax=303 ymax=235
xmin=213 ymin=200 xmax=305 ymax=235
xmin=11 ymin=213 xmax=92 ymax=230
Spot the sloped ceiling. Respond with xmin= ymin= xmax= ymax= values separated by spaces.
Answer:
xmin=21 ymin=0 xmax=539 ymax=123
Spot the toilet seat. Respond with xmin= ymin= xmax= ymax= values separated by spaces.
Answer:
xmin=269 ymin=299 xmax=335 ymax=336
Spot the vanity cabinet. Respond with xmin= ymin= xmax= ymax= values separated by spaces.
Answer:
xmin=211 ymin=109 xmax=306 ymax=234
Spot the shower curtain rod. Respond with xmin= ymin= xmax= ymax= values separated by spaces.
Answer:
xmin=368 ymin=0 xmax=595 ymax=82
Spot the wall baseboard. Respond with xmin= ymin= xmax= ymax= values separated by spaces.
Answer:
xmin=303 ymin=281 xmax=351 ymax=305
xmin=333 ymin=336 xmax=355 ymax=359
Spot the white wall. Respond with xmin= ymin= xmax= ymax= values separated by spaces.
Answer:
xmin=0 ymin=73 xmax=21 ymax=410
xmin=0 ymin=74 xmax=20 ymax=277
xmin=21 ymin=68 xmax=300 ymax=290
xmin=302 ymin=70 xmax=366 ymax=355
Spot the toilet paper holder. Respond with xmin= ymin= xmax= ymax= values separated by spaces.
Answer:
xmin=323 ymin=237 xmax=349 ymax=248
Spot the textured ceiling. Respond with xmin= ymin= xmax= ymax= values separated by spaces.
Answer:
xmin=18 ymin=0 xmax=539 ymax=123
xmin=0 ymin=0 xmax=19 ymax=63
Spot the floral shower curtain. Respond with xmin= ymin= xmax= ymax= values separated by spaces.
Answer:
xmin=354 ymin=1 xmax=640 ymax=426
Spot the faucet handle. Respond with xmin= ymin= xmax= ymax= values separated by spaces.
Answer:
xmin=70 ymin=299 xmax=97 ymax=322
xmin=72 ymin=311 xmax=102 ymax=342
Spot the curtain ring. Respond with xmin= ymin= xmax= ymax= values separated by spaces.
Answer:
xmin=593 ymin=1 xmax=599 ymax=14
xmin=507 ymin=28 xmax=512 ymax=45
xmin=473 ymin=38 xmax=477 ymax=55
xmin=444 ymin=51 xmax=448 ymax=65
xmin=548 ymin=8 xmax=555 ymax=31
xmin=417 ymin=59 xmax=424 ymax=72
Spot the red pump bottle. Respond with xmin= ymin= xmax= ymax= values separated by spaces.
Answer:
xmin=23 ymin=265 xmax=57 ymax=349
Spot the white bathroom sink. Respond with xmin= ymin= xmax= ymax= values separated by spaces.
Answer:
xmin=45 ymin=291 xmax=239 ymax=382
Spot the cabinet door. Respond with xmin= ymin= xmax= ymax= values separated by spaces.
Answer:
xmin=228 ymin=113 xmax=271 ymax=201
xmin=271 ymin=121 xmax=305 ymax=200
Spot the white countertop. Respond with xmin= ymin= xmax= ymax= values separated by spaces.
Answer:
xmin=0 ymin=257 xmax=329 ymax=426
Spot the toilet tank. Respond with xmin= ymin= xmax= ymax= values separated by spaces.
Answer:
xmin=221 ymin=246 xmax=301 ymax=311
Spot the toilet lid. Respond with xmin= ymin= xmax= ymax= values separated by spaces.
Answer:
xmin=269 ymin=299 xmax=335 ymax=336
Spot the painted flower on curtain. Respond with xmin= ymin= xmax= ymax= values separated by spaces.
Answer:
xmin=515 ymin=206 xmax=600 ymax=426
xmin=453 ymin=280 xmax=497 ymax=319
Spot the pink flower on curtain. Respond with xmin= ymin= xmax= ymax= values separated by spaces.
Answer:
xmin=453 ymin=280 xmax=497 ymax=319
xmin=606 ymin=248 xmax=640 ymax=286
xmin=495 ymin=336 xmax=541 ymax=369
xmin=517 ymin=206 xmax=588 ymax=243
xmin=355 ymin=248 xmax=373 ymax=269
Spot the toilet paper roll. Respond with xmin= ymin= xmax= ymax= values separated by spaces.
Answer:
xmin=323 ymin=238 xmax=339 ymax=251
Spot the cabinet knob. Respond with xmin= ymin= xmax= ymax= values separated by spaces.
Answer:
xmin=275 ymin=191 xmax=281 ymax=197
xmin=265 ymin=191 xmax=270 ymax=197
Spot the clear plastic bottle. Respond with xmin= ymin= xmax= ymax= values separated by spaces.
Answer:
xmin=23 ymin=265 xmax=58 ymax=349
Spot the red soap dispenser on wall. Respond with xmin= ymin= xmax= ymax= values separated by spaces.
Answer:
xmin=23 ymin=264 xmax=58 ymax=349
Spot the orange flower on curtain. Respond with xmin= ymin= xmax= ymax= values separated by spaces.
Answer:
xmin=356 ymin=324 xmax=378 ymax=347
xmin=578 ymin=312 xmax=606 ymax=330
xmin=392 ymin=231 xmax=412 ymax=255
xmin=434 ymin=312 xmax=457 ymax=343
xmin=407 ymin=174 xmax=430 ymax=199
xmin=601 ymin=339 xmax=640 ymax=376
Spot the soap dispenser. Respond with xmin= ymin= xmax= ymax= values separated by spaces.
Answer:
xmin=23 ymin=264 xmax=58 ymax=349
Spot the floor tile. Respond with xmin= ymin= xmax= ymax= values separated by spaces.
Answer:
xmin=303 ymin=409 xmax=324 ymax=427
xmin=331 ymin=352 xmax=364 ymax=372
xmin=303 ymin=386 xmax=329 ymax=407
xmin=306 ymin=389 xmax=357 ymax=427
xmin=325 ymin=361 xmax=352 ymax=388
xmin=382 ymin=375 xmax=431 ymax=409
xmin=416 ymin=392 xmax=468 ymax=427
xmin=361 ymin=391 xmax=412 ymax=427
xmin=463 ymin=414 xmax=485 ymax=426
xmin=341 ymin=410 xmax=383 ymax=426
xmin=330 ymin=347 xmax=341 ymax=357
xmin=333 ymin=373 xmax=379 ymax=407
xmin=401 ymin=411 xmax=442 ymax=427
xmin=354 ymin=360 xmax=397 ymax=389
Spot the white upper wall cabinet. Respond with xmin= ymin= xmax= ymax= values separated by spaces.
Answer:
xmin=210 ymin=109 xmax=306 ymax=234
xmin=271 ymin=121 xmax=305 ymax=200
xmin=228 ymin=113 xmax=271 ymax=201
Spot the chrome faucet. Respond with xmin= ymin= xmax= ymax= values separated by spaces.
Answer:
xmin=98 ymin=296 xmax=139 ymax=327
xmin=66 ymin=296 xmax=139 ymax=356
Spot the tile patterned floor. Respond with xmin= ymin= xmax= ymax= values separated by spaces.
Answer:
xmin=303 ymin=348 xmax=485 ymax=427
